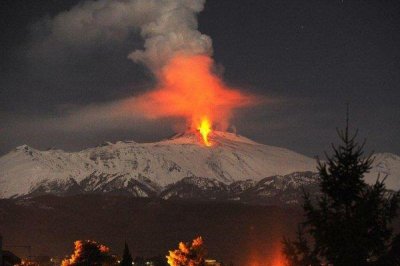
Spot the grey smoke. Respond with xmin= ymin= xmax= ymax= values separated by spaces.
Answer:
xmin=0 ymin=0 xmax=216 ymax=154
xmin=30 ymin=0 xmax=212 ymax=72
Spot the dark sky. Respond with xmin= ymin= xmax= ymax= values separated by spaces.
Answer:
xmin=0 ymin=0 xmax=399 ymax=157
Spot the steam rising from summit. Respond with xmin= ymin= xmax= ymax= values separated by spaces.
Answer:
xmin=35 ymin=0 xmax=212 ymax=72
xmin=128 ymin=0 xmax=213 ymax=71
xmin=126 ymin=55 xmax=255 ymax=133
xmin=31 ymin=0 xmax=257 ymax=142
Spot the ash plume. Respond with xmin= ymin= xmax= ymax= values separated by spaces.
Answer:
xmin=128 ymin=0 xmax=213 ymax=71
xmin=26 ymin=0 xmax=258 ymax=140
xmin=31 ymin=0 xmax=212 ymax=72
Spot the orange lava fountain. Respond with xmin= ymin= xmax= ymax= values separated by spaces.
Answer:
xmin=198 ymin=117 xmax=212 ymax=146
xmin=124 ymin=54 xmax=258 ymax=146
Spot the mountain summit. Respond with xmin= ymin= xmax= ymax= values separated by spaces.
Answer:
xmin=0 ymin=131 xmax=398 ymax=199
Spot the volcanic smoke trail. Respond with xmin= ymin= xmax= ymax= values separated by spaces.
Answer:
xmin=126 ymin=54 xmax=256 ymax=146
xmin=124 ymin=0 xmax=258 ymax=146
xmin=38 ymin=0 xmax=259 ymax=146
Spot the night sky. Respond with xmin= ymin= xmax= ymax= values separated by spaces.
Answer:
xmin=1 ymin=0 xmax=399 ymax=157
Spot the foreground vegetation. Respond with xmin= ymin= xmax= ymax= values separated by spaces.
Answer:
xmin=283 ymin=118 xmax=400 ymax=265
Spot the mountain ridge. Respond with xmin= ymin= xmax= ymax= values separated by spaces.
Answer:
xmin=0 ymin=131 xmax=399 ymax=200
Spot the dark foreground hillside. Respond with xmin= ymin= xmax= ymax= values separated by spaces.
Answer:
xmin=0 ymin=195 xmax=303 ymax=265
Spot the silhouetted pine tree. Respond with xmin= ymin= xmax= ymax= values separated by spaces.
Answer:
xmin=283 ymin=225 xmax=319 ymax=266
xmin=120 ymin=242 xmax=133 ymax=266
xmin=283 ymin=112 xmax=400 ymax=266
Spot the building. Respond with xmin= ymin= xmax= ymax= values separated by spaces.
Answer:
xmin=20 ymin=256 xmax=55 ymax=266
xmin=2 ymin=251 xmax=21 ymax=266
xmin=0 ymin=234 xmax=21 ymax=266
xmin=205 ymin=259 xmax=221 ymax=266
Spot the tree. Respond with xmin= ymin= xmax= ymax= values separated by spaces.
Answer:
xmin=283 ymin=225 xmax=319 ymax=266
xmin=120 ymin=242 xmax=133 ymax=266
xmin=283 ymin=113 xmax=400 ymax=266
xmin=62 ymin=240 xmax=116 ymax=266
xmin=166 ymin=236 xmax=206 ymax=266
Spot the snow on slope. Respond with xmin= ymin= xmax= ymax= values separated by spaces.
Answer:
xmin=365 ymin=153 xmax=400 ymax=191
xmin=0 ymin=131 xmax=316 ymax=198
xmin=0 ymin=131 xmax=399 ymax=199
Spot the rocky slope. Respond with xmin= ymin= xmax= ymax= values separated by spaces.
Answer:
xmin=0 ymin=131 xmax=398 ymax=200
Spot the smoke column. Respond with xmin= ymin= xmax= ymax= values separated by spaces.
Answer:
xmin=35 ymin=0 xmax=258 ymax=143
xmin=123 ymin=0 xmax=257 ymax=138
xmin=126 ymin=55 xmax=254 ymax=131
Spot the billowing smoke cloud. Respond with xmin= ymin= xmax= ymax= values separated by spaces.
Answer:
xmin=122 ymin=55 xmax=255 ymax=131
xmin=128 ymin=0 xmax=213 ymax=71
xmin=31 ymin=0 xmax=212 ymax=71
xmin=26 ymin=0 xmax=258 ymax=144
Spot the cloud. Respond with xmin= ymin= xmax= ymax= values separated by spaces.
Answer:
xmin=0 ymin=101 xmax=179 ymax=154
xmin=0 ymin=0 xmax=258 ymax=153
xmin=19 ymin=0 xmax=216 ymax=118
xmin=23 ymin=0 xmax=250 ymax=130
xmin=28 ymin=0 xmax=212 ymax=72
xmin=128 ymin=0 xmax=212 ymax=71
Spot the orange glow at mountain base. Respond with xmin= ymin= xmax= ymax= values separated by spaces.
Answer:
xmin=246 ymin=241 xmax=286 ymax=266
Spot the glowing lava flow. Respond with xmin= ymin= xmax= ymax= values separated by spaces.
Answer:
xmin=124 ymin=55 xmax=260 ymax=147
xmin=198 ymin=118 xmax=212 ymax=147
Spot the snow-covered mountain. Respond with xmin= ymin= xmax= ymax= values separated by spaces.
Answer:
xmin=0 ymin=131 xmax=399 ymax=200
xmin=365 ymin=153 xmax=400 ymax=190
xmin=160 ymin=172 xmax=321 ymax=205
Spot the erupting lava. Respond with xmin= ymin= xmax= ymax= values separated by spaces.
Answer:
xmin=125 ymin=54 xmax=258 ymax=147
xmin=198 ymin=118 xmax=212 ymax=146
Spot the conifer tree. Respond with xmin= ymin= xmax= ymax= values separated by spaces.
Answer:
xmin=120 ymin=242 xmax=133 ymax=266
xmin=283 ymin=111 xmax=400 ymax=266
xmin=283 ymin=225 xmax=319 ymax=266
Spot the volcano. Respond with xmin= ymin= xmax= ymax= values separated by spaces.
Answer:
xmin=0 ymin=131 xmax=399 ymax=201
